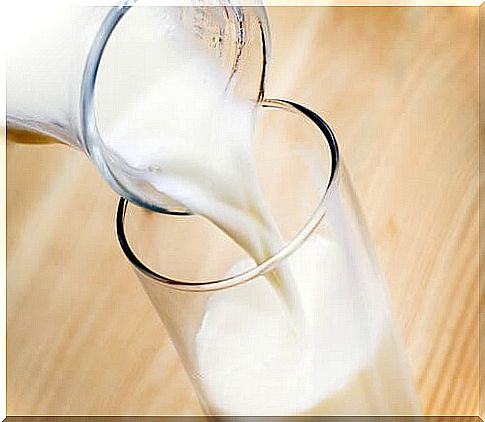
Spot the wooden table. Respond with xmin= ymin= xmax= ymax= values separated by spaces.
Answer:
xmin=6 ymin=6 xmax=479 ymax=415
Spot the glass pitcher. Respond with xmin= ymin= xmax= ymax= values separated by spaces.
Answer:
xmin=116 ymin=98 xmax=421 ymax=416
xmin=6 ymin=2 xmax=270 ymax=214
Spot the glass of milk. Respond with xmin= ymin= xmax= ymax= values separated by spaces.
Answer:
xmin=116 ymin=98 xmax=421 ymax=416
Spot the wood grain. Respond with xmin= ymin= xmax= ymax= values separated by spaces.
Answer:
xmin=6 ymin=7 xmax=479 ymax=415
xmin=480 ymin=4 xmax=485 ymax=419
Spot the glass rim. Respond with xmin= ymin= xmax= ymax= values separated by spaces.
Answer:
xmin=115 ymin=98 xmax=340 ymax=291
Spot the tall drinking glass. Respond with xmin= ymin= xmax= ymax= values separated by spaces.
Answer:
xmin=116 ymin=99 xmax=421 ymax=415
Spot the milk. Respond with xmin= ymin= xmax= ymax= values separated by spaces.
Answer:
xmin=196 ymin=235 xmax=419 ymax=415
xmin=94 ymin=8 xmax=418 ymax=415
xmin=96 ymin=7 xmax=303 ymax=322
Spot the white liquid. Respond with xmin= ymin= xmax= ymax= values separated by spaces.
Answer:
xmin=196 ymin=234 xmax=419 ymax=415
xmin=94 ymin=8 xmax=419 ymax=415
xmin=97 ymin=7 xmax=303 ymax=322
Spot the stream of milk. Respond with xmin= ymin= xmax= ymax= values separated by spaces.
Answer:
xmin=96 ymin=7 xmax=303 ymax=324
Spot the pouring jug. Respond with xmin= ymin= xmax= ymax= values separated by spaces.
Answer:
xmin=6 ymin=2 xmax=270 ymax=214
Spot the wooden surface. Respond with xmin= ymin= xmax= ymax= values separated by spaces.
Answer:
xmin=480 ymin=4 xmax=485 ymax=419
xmin=6 ymin=7 xmax=479 ymax=415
